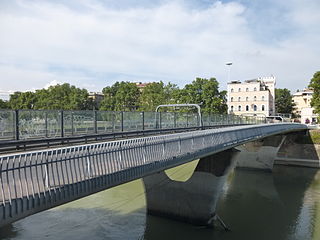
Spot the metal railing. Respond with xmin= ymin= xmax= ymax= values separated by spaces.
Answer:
xmin=0 ymin=110 xmax=266 ymax=141
xmin=0 ymin=123 xmax=306 ymax=226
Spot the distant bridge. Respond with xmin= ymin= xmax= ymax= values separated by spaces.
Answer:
xmin=0 ymin=123 xmax=306 ymax=227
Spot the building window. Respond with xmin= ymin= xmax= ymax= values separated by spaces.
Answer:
xmin=254 ymin=87 xmax=257 ymax=91
xmin=238 ymin=88 xmax=241 ymax=92
xmin=262 ymin=105 xmax=265 ymax=111
xmin=246 ymin=105 xmax=249 ymax=111
xmin=231 ymin=97 xmax=233 ymax=102
xmin=238 ymin=97 xmax=241 ymax=102
xmin=246 ymin=88 xmax=249 ymax=92
xmin=231 ymin=106 xmax=234 ymax=112
xmin=254 ymin=96 xmax=257 ymax=101
xmin=253 ymin=105 xmax=257 ymax=111
xmin=262 ymin=96 xmax=265 ymax=101
xmin=238 ymin=105 xmax=241 ymax=111
xmin=231 ymin=88 xmax=234 ymax=92
xmin=246 ymin=97 xmax=249 ymax=101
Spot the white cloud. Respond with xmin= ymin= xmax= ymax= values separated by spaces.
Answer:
xmin=0 ymin=0 xmax=319 ymax=94
xmin=44 ymin=80 xmax=62 ymax=89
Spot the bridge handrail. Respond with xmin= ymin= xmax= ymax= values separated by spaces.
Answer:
xmin=0 ymin=123 xmax=306 ymax=212
xmin=0 ymin=109 xmax=266 ymax=142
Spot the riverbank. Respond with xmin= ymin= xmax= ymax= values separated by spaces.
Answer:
xmin=276 ymin=130 xmax=320 ymax=168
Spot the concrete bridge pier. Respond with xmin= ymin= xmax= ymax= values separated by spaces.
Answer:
xmin=235 ymin=135 xmax=286 ymax=171
xmin=143 ymin=148 xmax=239 ymax=226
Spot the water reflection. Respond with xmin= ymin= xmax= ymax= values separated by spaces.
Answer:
xmin=144 ymin=166 xmax=320 ymax=240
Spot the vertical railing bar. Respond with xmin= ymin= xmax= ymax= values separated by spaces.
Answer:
xmin=60 ymin=110 xmax=64 ymax=138
xmin=33 ymin=153 xmax=42 ymax=205
xmin=15 ymin=110 xmax=19 ymax=141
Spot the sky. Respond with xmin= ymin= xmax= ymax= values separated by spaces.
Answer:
xmin=0 ymin=0 xmax=319 ymax=99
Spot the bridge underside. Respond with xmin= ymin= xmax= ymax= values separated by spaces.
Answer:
xmin=144 ymin=148 xmax=239 ymax=226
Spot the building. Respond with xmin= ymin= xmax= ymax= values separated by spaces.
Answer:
xmin=135 ymin=82 xmax=153 ymax=91
xmin=227 ymin=76 xmax=276 ymax=117
xmin=292 ymin=88 xmax=317 ymax=123
xmin=88 ymin=92 xmax=104 ymax=108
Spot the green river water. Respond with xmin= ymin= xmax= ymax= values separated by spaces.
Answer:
xmin=0 ymin=162 xmax=319 ymax=240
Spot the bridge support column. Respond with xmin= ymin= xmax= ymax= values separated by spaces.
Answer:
xmin=143 ymin=148 xmax=239 ymax=226
xmin=235 ymin=135 xmax=286 ymax=171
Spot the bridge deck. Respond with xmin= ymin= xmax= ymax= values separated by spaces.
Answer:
xmin=0 ymin=123 xmax=306 ymax=226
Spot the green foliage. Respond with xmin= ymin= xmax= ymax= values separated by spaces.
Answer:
xmin=9 ymin=91 xmax=36 ymax=110
xmin=295 ymin=130 xmax=320 ymax=144
xmin=309 ymin=71 xmax=320 ymax=118
xmin=177 ymin=78 xmax=227 ymax=114
xmin=5 ymin=77 xmax=228 ymax=113
xmin=8 ymin=84 xmax=90 ymax=110
xmin=0 ymin=99 xmax=9 ymax=109
xmin=275 ymin=88 xmax=294 ymax=114
xmin=100 ymin=82 xmax=140 ymax=111
xmin=139 ymin=82 xmax=166 ymax=111
xmin=164 ymin=82 xmax=180 ymax=104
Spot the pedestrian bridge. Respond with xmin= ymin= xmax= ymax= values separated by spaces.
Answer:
xmin=0 ymin=123 xmax=307 ymax=227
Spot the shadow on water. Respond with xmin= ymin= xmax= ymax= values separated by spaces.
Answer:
xmin=0 ymin=207 xmax=146 ymax=240
xmin=144 ymin=166 xmax=319 ymax=240
xmin=0 ymin=178 xmax=147 ymax=240
xmin=0 ymin=224 xmax=17 ymax=239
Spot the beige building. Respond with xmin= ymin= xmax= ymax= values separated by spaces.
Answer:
xmin=292 ymin=89 xmax=317 ymax=123
xmin=227 ymin=76 xmax=276 ymax=117
xmin=88 ymin=92 xmax=104 ymax=108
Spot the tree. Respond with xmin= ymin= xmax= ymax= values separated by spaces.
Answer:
xmin=309 ymin=71 xmax=320 ymax=115
xmin=0 ymin=99 xmax=9 ymax=109
xmin=33 ymin=83 xmax=89 ymax=110
xmin=275 ymin=88 xmax=294 ymax=114
xmin=9 ymin=91 xmax=36 ymax=110
xmin=139 ymin=82 xmax=166 ymax=111
xmin=163 ymin=82 xmax=180 ymax=104
xmin=100 ymin=82 xmax=140 ymax=111
xmin=178 ymin=77 xmax=227 ymax=114
xmin=8 ymin=84 xmax=90 ymax=110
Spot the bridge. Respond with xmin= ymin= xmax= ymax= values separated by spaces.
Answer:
xmin=0 ymin=115 xmax=307 ymax=227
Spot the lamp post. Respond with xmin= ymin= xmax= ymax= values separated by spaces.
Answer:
xmin=226 ymin=62 xmax=232 ymax=82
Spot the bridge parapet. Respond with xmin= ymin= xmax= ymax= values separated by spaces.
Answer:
xmin=0 ymin=123 xmax=306 ymax=226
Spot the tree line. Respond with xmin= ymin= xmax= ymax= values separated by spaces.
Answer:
xmin=2 ymin=71 xmax=319 ymax=116
xmin=0 ymin=77 xmax=228 ymax=114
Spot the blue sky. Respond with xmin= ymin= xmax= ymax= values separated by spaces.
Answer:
xmin=0 ymin=0 xmax=319 ymax=99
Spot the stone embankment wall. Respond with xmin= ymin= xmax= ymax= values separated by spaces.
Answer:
xmin=276 ymin=130 xmax=320 ymax=168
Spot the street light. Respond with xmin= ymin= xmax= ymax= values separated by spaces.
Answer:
xmin=226 ymin=62 xmax=232 ymax=82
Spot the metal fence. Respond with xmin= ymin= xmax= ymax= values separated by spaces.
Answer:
xmin=0 ymin=110 xmax=266 ymax=141
xmin=0 ymin=123 xmax=306 ymax=226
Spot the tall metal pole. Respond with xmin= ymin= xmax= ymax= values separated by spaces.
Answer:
xmin=226 ymin=62 xmax=232 ymax=82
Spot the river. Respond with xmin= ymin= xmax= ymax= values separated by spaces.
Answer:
xmin=0 ymin=162 xmax=319 ymax=240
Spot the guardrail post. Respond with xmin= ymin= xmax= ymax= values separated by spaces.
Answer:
xmin=142 ymin=112 xmax=145 ymax=131
xmin=174 ymin=112 xmax=177 ymax=128
xmin=186 ymin=113 xmax=189 ymax=127
xmin=71 ymin=112 xmax=74 ymax=135
xmin=94 ymin=110 xmax=98 ymax=134
xmin=196 ymin=113 xmax=199 ymax=127
xmin=45 ymin=111 xmax=48 ymax=138
xmin=121 ymin=111 xmax=124 ymax=132
xmin=159 ymin=112 xmax=162 ymax=129
xmin=15 ymin=110 xmax=19 ymax=141
xmin=60 ymin=110 xmax=64 ymax=137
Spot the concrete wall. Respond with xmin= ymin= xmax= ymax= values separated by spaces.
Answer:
xmin=276 ymin=132 xmax=320 ymax=168
xmin=235 ymin=135 xmax=285 ymax=171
